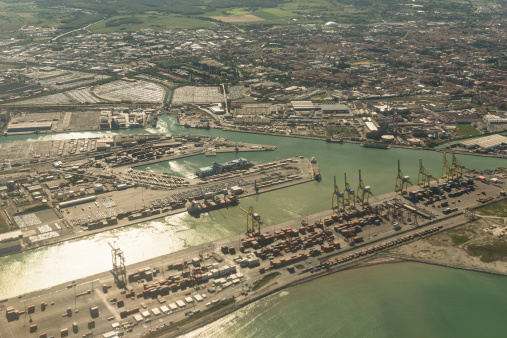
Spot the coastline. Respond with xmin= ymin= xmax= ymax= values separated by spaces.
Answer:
xmin=160 ymin=252 xmax=507 ymax=338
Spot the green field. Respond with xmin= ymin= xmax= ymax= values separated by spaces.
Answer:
xmin=89 ymin=14 xmax=213 ymax=33
xmin=477 ymin=199 xmax=507 ymax=217
xmin=456 ymin=125 xmax=481 ymax=137
xmin=0 ymin=0 xmax=487 ymax=36
xmin=325 ymin=125 xmax=359 ymax=138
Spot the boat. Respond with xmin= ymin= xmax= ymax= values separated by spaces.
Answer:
xmin=326 ymin=138 xmax=343 ymax=143
xmin=187 ymin=195 xmax=238 ymax=216
xmin=195 ymin=158 xmax=254 ymax=178
xmin=361 ymin=142 xmax=390 ymax=149
xmin=311 ymin=157 xmax=321 ymax=181
xmin=151 ymin=116 xmax=158 ymax=127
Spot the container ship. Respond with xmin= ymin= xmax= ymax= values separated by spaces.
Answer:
xmin=361 ymin=142 xmax=390 ymax=149
xmin=151 ymin=116 xmax=158 ymax=127
xmin=187 ymin=195 xmax=238 ymax=216
xmin=196 ymin=158 xmax=254 ymax=178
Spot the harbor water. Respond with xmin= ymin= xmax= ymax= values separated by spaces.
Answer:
xmin=184 ymin=262 xmax=507 ymax=338
xmin=0 ymin=116 xmax=505 ymax=335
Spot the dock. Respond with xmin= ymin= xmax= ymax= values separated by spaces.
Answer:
xmin=311 ymin=157 xmax=321 ymax=181
xmin=0 ymin=170 xmax=504 ymax=338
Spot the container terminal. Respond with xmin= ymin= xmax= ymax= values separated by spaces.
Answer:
xmin=0 ymin=134 xmax=314 ymax=254
xmin=0 ymin=167 xmax=505 ymax=338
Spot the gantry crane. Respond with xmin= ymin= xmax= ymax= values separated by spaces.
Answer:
xmin=332 ymin=175 xmax=345 ymax=211
xmin=442 ymin=150 xmax=452 ymax=180
xmin=395 ymin=160 xmax=412 ymax=194
xmin=451 ymin=151 xmax=467 ymax=180
xmin=107 ymin=241 xmax=127 ymax=289
xmin=344 ymin=173 xmax=356 ymax=209
xmin=418 ymin=158 xmax=436 ymax=189
xmin=357 ymin=169 xmax=374 ymax=205
xmin=240 ymin=206 xmax=262 ymax=237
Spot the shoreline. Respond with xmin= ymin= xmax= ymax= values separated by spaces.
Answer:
xmin=161 ymin=251 xmax=507 ymax=338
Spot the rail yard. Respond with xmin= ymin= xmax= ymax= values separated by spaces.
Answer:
xmin=0 ymin=166 xmax=505 ymax=338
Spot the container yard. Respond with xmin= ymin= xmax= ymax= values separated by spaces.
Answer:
xmin=0 ymin=130 xmax=312 ymax=251
xmin=0 ymin=168 xmax=504 ymax=338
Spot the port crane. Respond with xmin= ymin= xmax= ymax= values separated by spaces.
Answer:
xmin=451 ymin=151 xmax=467 ymax=180
xmin=332 ymin=175 xmax=345 ymax=211
xmin=240 ymin=206 xmax=263 ymax=237
xmin=107 ymin=241 xmax=127 ymax=289
xmin=344 ymin=173 xmax=356 ymax=209
xmin=395 ymin=160 xmax=411 ymax=194
xmin=442 ymin=150 xmax=452 ymax=180
xmin=418 ymin=158 xmax=436 ymax=189
xmin=356 ymin=169 xmax=374 ymax=205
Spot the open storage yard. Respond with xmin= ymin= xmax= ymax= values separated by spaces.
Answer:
xmin=66 ymin=88 xmax=105 ymax=104
xmin=9 ymin=93 xmax=72 ymax=105
xmin=172 ymin=86 xmax=223 ymax=104
xmin=93 ymin=80 xmax=166 ymax=103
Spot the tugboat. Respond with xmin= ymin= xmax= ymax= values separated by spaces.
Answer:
xmin=151 ymin=116 xmax=158 ymax=127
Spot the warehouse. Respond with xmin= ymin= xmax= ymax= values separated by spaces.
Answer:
xmin=58 ymin=196 xmax=97 ymax=209
xmin=317 ymin=103 xmax=350 ymax=115
xmin=7 ymin=121 xmax=52 ymax=132
xmin=459 ymin=134 xmax=507 ymax=151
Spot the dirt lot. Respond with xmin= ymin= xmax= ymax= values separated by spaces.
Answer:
xmin=390 ymin=215 xmax=507 ymax=274
xmin=213 ymin=14 xmax=264 ymax=23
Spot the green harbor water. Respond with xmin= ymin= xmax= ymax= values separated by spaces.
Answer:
xmin=185 ymin=262 xmax=507 ymax=338
xmin=0 ymin=117 xmax=505 ymax=336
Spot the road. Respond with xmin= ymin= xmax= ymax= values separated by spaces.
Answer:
xmin=52 ymin=19 xmax=105 ymax=41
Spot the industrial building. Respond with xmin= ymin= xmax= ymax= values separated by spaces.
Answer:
xmin=7 ymin=121 xmax=52 ymax=133
xmin=0 ymin=230 xmax=22 ymax=256
xmin=58 ymin=196 xmax=97 ymax=209
xmin=459 ymin=134 xmax=507 ymax=151
xmin=317 ymin=103 xmax=350 ymax=115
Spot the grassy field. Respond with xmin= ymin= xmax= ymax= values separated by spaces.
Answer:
xmin=252 ymin=272 xmax=280 ymax=291
xmin=476 ymin=199 xmax=507 ymax=217
xmin=325 ymin=126 xmax=359 ymax=138
xmin=467 ymin=241 xmax=507 ymax=262
xmin=89 ymin=14 xmax=213 ymax=33
xmin=452 ymin=234 xmax=469 ymax=245
xmin=456 ymin=124 xmax=481 ymax=137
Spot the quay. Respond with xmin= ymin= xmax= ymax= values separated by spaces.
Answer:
xmin=0 ymin=170 xmax=504 ymax=338
xmin=0 ymin=153 xmax=313 ymax=255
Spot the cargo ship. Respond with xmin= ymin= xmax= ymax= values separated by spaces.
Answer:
xmin=326 ymin=138 xmax=343 ymax=144
xmin=187 ymin=195 xmax=238 ymax=216
xmin=151 ymin=116 xmax=158 ymax=127
xmin=361 ymin=142 xmax=390 ymax=149
xmin=196 ymin=158 xmax=254 ymax=178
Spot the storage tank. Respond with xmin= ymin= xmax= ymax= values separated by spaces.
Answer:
xmin=381 ymin=135 xmax=395 ymax=143
xmin=94 ymin=184 xmax=103 ymax=193
xmin=68 ymin=190 xmax=74 ymax=198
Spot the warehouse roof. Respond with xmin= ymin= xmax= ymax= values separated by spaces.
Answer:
xmin=460 ymin=134 xmax=507 ymax=150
